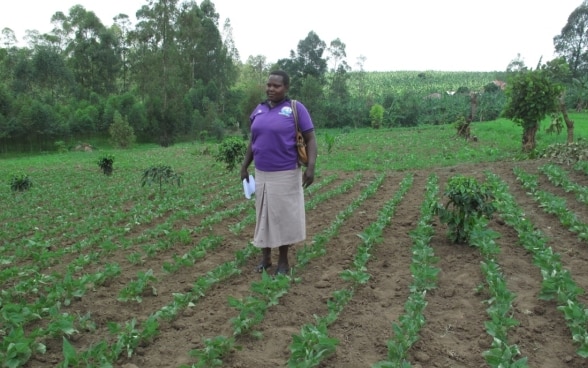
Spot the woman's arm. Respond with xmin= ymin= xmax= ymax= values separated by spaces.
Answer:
xmin=240 ymin=140 xmax=253 ymax=182
xmin=302 ymin=130 xmax=317 ymax=188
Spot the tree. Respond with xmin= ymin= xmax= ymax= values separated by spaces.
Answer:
xmin=554 ymin=1 xmax=588 ymax=78
xmin=133 ymin=0 xmax=182 ymax=146
xmin=56 ymin=5 xmax=121 ymax=98
xmin=326 ymin=38 xmax=350 ymax=101
xmin=31 ymin=46 xmax=73 ymax=100
xmin=543 ymin=57 xmax=574 ymax=143
xmin=277 ymin=31 xmax=327 ymax=95
xmin=503 ymin=66 xmax=562 ymax=152
xmin=1 ymin=28 xmax=17 ymax=49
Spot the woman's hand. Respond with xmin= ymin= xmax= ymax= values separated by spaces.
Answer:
xmin=302 ymin=167 xmax=314 ymax=188
xmin=240 ymin=167 xmax=249 ymax=182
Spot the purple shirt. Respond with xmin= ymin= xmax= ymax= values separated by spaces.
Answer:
xmin=250 ymin=99 xmax=314 ymax=172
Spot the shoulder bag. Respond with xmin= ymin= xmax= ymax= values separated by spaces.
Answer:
xmin=291 ymin=100 xmax=308 ymax=165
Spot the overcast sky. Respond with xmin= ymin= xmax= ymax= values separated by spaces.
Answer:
xmin=0 ymin=0 xmax=583 ymax=72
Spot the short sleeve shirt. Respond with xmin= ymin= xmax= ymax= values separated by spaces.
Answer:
xmin=250 ymin=99 xmax=314 ymax=172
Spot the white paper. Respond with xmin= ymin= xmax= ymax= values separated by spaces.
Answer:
xmin=243 ymin=175 xmax=255 ymax=199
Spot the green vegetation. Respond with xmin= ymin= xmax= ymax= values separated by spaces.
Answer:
xmin=214 ymin=136 xmax=248 ymax=171
xmin=2 ymin=1 xmax=588 ymax=154
xmin=435 ymin=176 xmax=496 ymax=244
xmin=1 ymin=119 xmax=588 ymax=366
xmin=140 ymin=165 xmax=182 ymax=193
xmin=369 ymin=103 xmax=385 ymax=129
xmin=9 ymin=173 xmax=33 ymax=192
xmin=97 ymin=154 xmax=115 ymax=176
xmin=109 ymin=111 xmax=136 ymax=149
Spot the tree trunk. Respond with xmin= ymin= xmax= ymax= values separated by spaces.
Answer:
xmin=559 ymin=95 xmax=574 ymax=144
xmin=522 ymin=123 xmax=538 ymax=152
xmin=469 ymin=92 xmax=478 ymax=122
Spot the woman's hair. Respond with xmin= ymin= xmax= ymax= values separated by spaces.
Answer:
xmin=269 ymin=70 xmax=290 ymax=87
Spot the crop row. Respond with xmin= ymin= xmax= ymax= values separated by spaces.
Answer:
xmin=3 ymin=161 xmax=588 ymax=366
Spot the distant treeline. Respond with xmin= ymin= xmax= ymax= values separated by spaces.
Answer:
xmin=0 ymin=1 xmax=585 ymax=153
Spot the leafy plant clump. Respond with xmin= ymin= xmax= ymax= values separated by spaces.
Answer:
xmin=539 ymin=139 xmax=588 ymax=165
xmin=141 ymin=165 xmax=182 ymax=192
xmin=214 ymin=136 xmax=247 ymax=171
xmin=97 ymin=155 xmax=115 ymax=176
xmin=369 ymin=103 xmax=385 ymax=129
xmin=10 ymin=174 xmax=33 ymax=192
xmin=324 ymin=132 xmax=337 ymax=154
xmin=434 ymin=175 xmax=496 ymax=244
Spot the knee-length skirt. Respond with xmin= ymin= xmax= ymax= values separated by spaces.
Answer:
xmin=253 ymin=168 xmax=306 ymax=248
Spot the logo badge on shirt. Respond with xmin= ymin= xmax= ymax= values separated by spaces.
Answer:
xmin=279 ymin=106 xmax=293 ymax=117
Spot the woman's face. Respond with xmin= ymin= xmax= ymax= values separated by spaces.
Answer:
xmin=266 ymin=74 xmax=288 ymax=102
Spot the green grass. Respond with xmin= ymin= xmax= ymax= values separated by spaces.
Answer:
xmin=313 ymin=113 xmax=588 ymax=171
xmin=1 ymin=113 xmax=587 ymax=182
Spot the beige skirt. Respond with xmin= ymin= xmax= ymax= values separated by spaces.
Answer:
xmin=253 ymin=168 xmax=306 ymax=248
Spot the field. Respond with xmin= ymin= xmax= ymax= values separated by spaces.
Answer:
xmin=3 ymin=117 xmax=588 ymax=367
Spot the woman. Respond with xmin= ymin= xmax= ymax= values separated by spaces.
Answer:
xmin=240 ymin=70 xmax=317 ymax=275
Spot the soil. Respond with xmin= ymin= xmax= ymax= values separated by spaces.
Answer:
xmin=24 ymin=158 xmax=588 ymax=368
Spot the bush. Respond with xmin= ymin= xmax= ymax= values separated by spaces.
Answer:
xmin=369 ymin=104 xmax=385 ymax=129
xmin=98 ymin=154 xmax=115 ymax=176
xmin=214 ymin=136 xmax=247 ymax=171
xmin=109 ymin=111 xmax=136 ymax=148
xmin=10 ymin=174 xmax=33 ymax=192
xmin=141 ymin=165 xmax=182 ymax=193
xmin=434 ymin=175 xmax=495 ymax=244
xmin=54 ymin=141 xmax=68 ymax=153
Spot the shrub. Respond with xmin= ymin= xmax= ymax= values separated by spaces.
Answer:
xmin=109 ymin=111 xmax=136 ymax=148
xmin=141 ymin=165 xmax=182 ymax=193
xmin=369 ymin=104 xmax=385 ymax=129
xmin=214 ymin=136 xmax=247 ymax=171
xmin=434 ymin=175 xmax=496 ymax=244
xmin=97 ymin=155 xmax=115 ymax=176
xmin=10 ymin=174 xmax=33 ymax=192
xmin=54 ymin=141 xmax=68 ymax=153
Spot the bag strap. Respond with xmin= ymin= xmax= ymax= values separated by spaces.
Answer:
xmin=291 ymin=99 xmax=300 ymax=132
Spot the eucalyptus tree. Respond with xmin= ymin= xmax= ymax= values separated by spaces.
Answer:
xmin=0 ymin=28 xmax=18 ymax=84
xmin=188 ymin=0 xmax=237 ymax=99
xmin=1 ymin=28 xmax=17 ymax=49
xmin=554 ymin=0 xmax=588 ymax=78
xmin=112 ymin=14 xmax=133 ymax=93
xmin=241 ymin=55 xmax=270 ymax=88
xmin=132 ymin=0 xmax=184 ymax=145
xmin=52 ymin=5 xmax=121 ymax=99
xmin=326 ymin=38 xmax=350 ymax=100
xmin=323 ymin=38 xmax=351 ymax=128
xmin=31 ymin=46 xmax=73 ymax=101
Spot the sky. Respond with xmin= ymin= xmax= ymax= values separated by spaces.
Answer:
xmin=0 ymin=0 xmax=583 ymax=72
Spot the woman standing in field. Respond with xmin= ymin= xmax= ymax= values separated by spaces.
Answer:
xmin=240 ymin=70 xmax=317 ymax=275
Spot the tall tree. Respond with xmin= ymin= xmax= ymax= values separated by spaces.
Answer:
xmin=554 ymin=1 xmax=588 ymax=78
xmin=1 ymin=28 xmax=17 ymax=49
xmin=53 ymin=5 xmax=120 ymax=98
xmin=326 ymin=38 xmax=350 ymax=101
xmin=112 ymin=13 xmax=133 ymax=93
xmin=278 ymin=31 xmax=328 ymax=95
xmin=133 ymin=0 xmax=182 ymax=146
